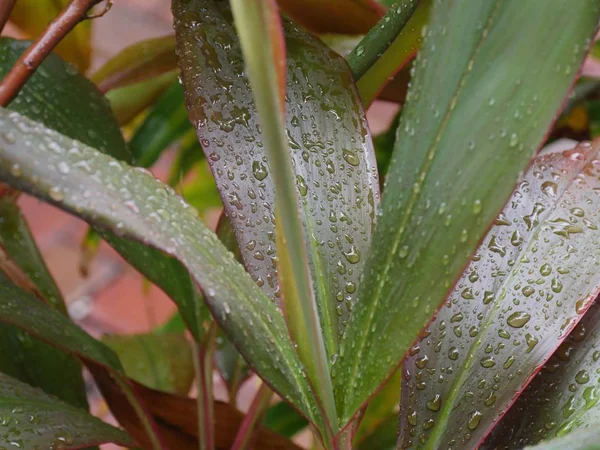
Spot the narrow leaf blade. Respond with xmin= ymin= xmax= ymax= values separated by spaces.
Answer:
xmin=0 ymin=372 xmax=132 ymax=449
xmin=336 ymin=0 xmax=600 ymax=424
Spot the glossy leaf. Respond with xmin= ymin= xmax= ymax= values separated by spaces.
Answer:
xmin=0 ymin=203 xmax=88 ymax=409
xmin=0 ymin=38 xmax=130 ymax=163
xmin=230 ymin=0 xmax=337 ymax=433
xmin=130 ymin=81 xmax=192 ymax=167
xmin=0 ymin=372 xmax=132 ymax=449
xmin=276 ymin=0 xmax=383 ymax=34
xmin=335 ymin=0 xmax=600 ymax=425
xmin=524 ymin=427 xmax=600 ymax=450
xmin=485 ymin=302 xmax=600 ymax=447
xmin=354 ymin=0 xmax=429 ymax=106
xmin=9 ymin=0 xmax=91 ymax=70
xmin=0 ymin=108 xmax=321 ymax=427
xmin=103 ymin=333 xmax=194 ymax=395
xmin=174 ymin=0 xmax=379 ymax=368
xmin=91 ymin=35 xmax=178 ymax=93
xmin=263 ymin=401 xmax=309 ymax=437
xmin=399 ymin=144 xmax=600 ymax=448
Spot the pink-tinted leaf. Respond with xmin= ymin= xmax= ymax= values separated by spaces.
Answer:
xmin=400 ymin=143 xmax=600 ymax=449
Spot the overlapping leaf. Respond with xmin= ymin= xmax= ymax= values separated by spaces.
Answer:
xmin=0 ymin=372 xmax=132 ymax=449
xmin=276 ymin=0 xmax=383 ymax=34
xmin=484 ymin=300 xmax=600 ymax=448
xmin=0 ymin=108 xmax=321 ymax=427
xmin=174 ymin=0 xmax=380 ymax=367
xmin=0 ymin=38 xmax=130 ymax=162
xmin=334 ymin=0 xmax=600 ymax=425
xmin=399 ymin=144 xmax=600 ymax=449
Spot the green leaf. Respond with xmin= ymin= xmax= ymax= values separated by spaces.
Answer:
xmin=0 ymin=108 xmax=321 ymax=427
xmin=399 ymin=144 xmax=600 ymax=449
xmin=130 ymin=81 xmax=193 ymax=167
xmin=106 ymin=71 xmax=178 ymax=126
xmin=91 ymin=35 xmax=178 ymax=93
xmin=0 ymin=372 xmax=132 ymax=449
xmin=230 ymin=0 xmax=336 ymax=433
xmin=262 ymin=401 xmax=309 ymax=437
xmin=0 ymin=38 xmax=130 ymax=163
xmin=174 ymin=0 xmax=379 ymax=377
xmin=276 ymin=0 xmax=383 ymax=34
xmin=355 ymin=415 xmax=397 ymax=450
xmin=354 ymin=0 xmax=430 ymax=106
xmin=103 ymin=333 xmax=195 ymax=395
xmin=0 ymin=203 xmax=88 ymax=409
xmin=335 ymin=0 xmax=600 ymax=425
xmin=485 ymin=298 xmax=600 ymax=447
xmin=9 ymin=0 xmax=92 ymax=70
xmin=523 ymin=427 xmax=600 ymax=450
xmin=346 ymin=0 xmax=418 ymax=80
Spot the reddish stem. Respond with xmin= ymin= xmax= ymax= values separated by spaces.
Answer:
xmin=230 ymin=382 xmax=273 ymax=450
xmin=0 ymin=0 xmax=103 ymax=106
xmin=0 ymin=0 xmax=17 ymax=33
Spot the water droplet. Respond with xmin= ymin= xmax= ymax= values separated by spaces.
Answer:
xmin=507 ymin=311 xmax=531 ymax=328
xmin=342 ymin=149 xmax=360 ymax=166
xmin=467 ymin=411 xmax=482 ymax=430
xmin=427 ymin=394 xmax=441 ymax=411
xmin=343 ymin=246 xmax=361 ymax=264
xmin=48 ymin=187 xmax=64 ymax=202
xmin=252 ymin=160 xmax=268 ymax=180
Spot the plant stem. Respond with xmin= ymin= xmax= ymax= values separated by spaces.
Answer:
xmin=194 ymin=324 xmax=217 ymax=450
xmin=346 ymin=0 xmax=419 ymax=80
xmin=0 ymin=0 xmax=17 ymax=33
xmin=0 ymin=0 xmax=104 ymax=106
xmin=230 ymin=382 xmax=273 ymax=450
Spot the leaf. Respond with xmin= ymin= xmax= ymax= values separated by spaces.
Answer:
xmin=484 ymin=301 xmax=600 ymax=447
xmin=354 ymin=0 xmax=430 ymax=106
xmin=174 ymin=0 xmax=379 ymax=381
xmin=0 ymin=108 xmax=321 ymax=427
xmin=0 ymin=38 xmax=130 ymax=163
xmin=106 ymin=71 xmax=178 ymax=126
xmin=108 ymin=379 xmax=304 ymax=450
xmin=130 ymin=81 xmax=193 ymax=167
xmin=262 ymin=401 xmax=309 ymax=437
xmin=91 ymin=35 xmax=178 ymax=93
xmin=230 ymin=0 xmax=337 ymax=433
xmin=9 ymin=0 xmax=91 ymax=70
xmin=523 ymin=427 xmax=600 ymax=450
xmin=276 ymin=0 xmax=383 ymax=34
xmin=103 ymin=333 xmax=195 ymax=395
xmin=335 ymin=0 xmax=600 ymax=425
xmin=346 ymin=0 xmax=419 ymax=80
xmin=0 ymin=372 xmax=132 ymax=449
xmin=399 ymin=144 xmax=600 ymax=448
xmin=0 ymin=203 xmax=88 ymax=409
xmin=355 ymin=415 xmax=397 ymax=450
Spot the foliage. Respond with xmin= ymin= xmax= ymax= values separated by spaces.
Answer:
xmin=0 ymin=0 xmax=600 ymax=449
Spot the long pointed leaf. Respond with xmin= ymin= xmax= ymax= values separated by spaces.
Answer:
xmin=0 ymin=372 xmax=132 ymax=449
xmin=335 ymin=0 xmax=600 ymax=424
xmin=0 ymin=108 xmax=321 ymax=427
xmin=173 ymin=0 xmax=379 ymax=372
xmin=400 ymin=143 xmax=600 ymax=449
xmin=524 ymin=427 xmax=600 ymax=450
xmin=485 ymin=301 xmax=600 ymax=447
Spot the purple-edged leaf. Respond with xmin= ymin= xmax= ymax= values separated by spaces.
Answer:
xmin=399 ymin=143 xmax=600 ymax=449
xmin=484 ymin=300 xmax=600 ymax=447
xmin=0 ymin=372 xmax=132 ymax=449
xmin=174 ymin=0 xmax=379 ymax=368
xmin=335 ymin=0 xmax=600 ymax=424
xmin=0 ymin=108 xmax=322 ymax=428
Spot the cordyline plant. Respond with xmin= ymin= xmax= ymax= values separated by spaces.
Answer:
xmin=0 ymin=0 xmax=600 ymax=449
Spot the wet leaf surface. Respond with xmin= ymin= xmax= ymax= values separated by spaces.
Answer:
xmin=0 ymin=372 xmax=132 ymax=449
xmin=335 ymin=0 xmax=600 ymax=424
xmin=0 ymin=107 xmax=320 ymax=426
xmin=400 ymin=143 xmax=600 ymax=448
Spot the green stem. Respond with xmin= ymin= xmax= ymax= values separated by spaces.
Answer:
xmin=346 ymin=0 xmax=419 ymax=80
